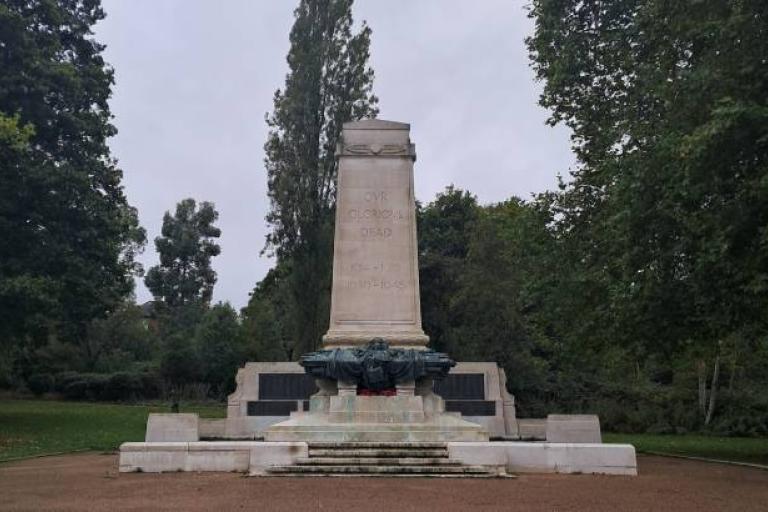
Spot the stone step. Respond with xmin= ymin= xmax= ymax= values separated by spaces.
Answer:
xmin=296 ymin=457 xmax=461 ymax=466
xmin=268 ymin=465 xmax=493 ymax=475
xmin=308 ymin=442 xmax=447 ymax=449
xmin=308 ymin=449 xmax=448 ymax=458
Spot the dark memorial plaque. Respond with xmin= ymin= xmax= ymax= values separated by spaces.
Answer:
xmin=258 ymin=373 xmax=317 ymax=400
xmin=445 ymin=400 xmax=496 ymax=416
xmin=247 ymin=401 xmax=298 ymax=416
xmin=247 ymin=400 xmax=312 ymax=416
xmin=434 ymin=373 xmax=485 ymax=400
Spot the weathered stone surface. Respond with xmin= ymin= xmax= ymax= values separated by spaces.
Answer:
xmin=199 ymin=418 xmax=226 ymax=439
xmin=118 ymin=441 xmax=308 ymax=474
xmin=323 ymin=120 xmax=428 ymax=349
xmin=518 ymin=418 xmax=547 ymax=440
xmin=248 ymin=442 xmax=309 ymax=476
xmin=447 ymin=442 xmax=637 ymax=476
xmin=225 ymin=361 xmax=518 ymax=439
xmin=266 ymin=441 xmax=497 ymax=477
xmin=225 ymin=362 xmax=309 ymax=439
xmin=145 ymin=413 xmax=199 ymax=442
xmin=119 ymin=440 xmax=636 ymax=476
xmin=546 ymin=414 xmax=602 ymax=443
xmin=440 ymin=362 xmax=518 ymax=438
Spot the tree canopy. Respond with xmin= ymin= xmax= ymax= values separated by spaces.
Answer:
xmin=0 ymin=0 xmax=145 ymax=351
xmin=145 ymin=199 xmax=222 ymax=309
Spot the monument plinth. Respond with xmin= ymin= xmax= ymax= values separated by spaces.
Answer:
xmin=322 ymin=119 xmax=429 ymax=349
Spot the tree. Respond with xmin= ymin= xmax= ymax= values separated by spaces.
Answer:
xmin=195 ymin=303 xmax=245 ymax=397
xmin=145 ymin=199 xmax=221 ymax=308
xmin=527 ymin=0 xmax=768 ymax=424
xmin=242 ymin=264 xmax=294 ymax=361
xmin=0 ymin=1 xmax=145 ymax=352
xmin=417 ymin=186 xmax=480 ymax=352
xmin=264 ymin=0 xmax=378 ymax=355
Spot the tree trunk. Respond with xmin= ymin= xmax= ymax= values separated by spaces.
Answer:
xmin=729 ymin=354 xmax=737 ymax=392
xmin=704 ymin=354 xmax=721 ymax=426
xmin=697 ymin=359 xmax=707 ymax=415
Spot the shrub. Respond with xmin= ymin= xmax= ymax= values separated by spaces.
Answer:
xmin=26 ymin=373 xmax=54 ymax=395
xmin=61 ymin=373 xmax=108 ymax=401
xmin=102 ymin=372 xmax=143 ymax=401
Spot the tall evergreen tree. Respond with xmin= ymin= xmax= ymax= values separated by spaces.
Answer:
xmin=145 ymin=199 xmax=221 ymax=308
xmin=264 ymin=0 xmax=378 ymax=355
xmin=0 ymin=1 xmax=145 ymax=350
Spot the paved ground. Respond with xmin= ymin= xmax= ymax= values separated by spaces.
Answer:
xmin=1 ymin=453 xmax=767 ymax=511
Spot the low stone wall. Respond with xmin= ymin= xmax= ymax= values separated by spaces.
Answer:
xmin=119 ymin=441 xmax=308 ymax=475
xmin=447 ymin=442 xmax=637 ymax=476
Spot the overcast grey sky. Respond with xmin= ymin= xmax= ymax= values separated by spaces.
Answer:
xmin=95 ymin=0 xmax=574 ymax=309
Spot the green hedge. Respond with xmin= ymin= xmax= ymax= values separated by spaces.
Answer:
xmin=26 ymin=370 xmax=161 ymax=401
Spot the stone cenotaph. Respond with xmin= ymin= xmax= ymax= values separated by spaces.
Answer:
xmin=264 ymin=119 xmax=487 ymax=443
xmin=120 ymin=119 xmax=637 ymax=476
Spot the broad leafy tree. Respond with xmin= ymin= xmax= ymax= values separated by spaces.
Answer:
xmin=264 ymin=0 xmax=378 ymax=355
xmin=527 ymin=0 xmax=768 ymax=424
xmin=195 ymin=302 xmax=245 ymax=397
xmin=417 ymin=186 xmax=479 ymax=352
xmin=0 ymin=1 xmax=145 ymax=352
xmin=145 ymin=198 xmax=221 ymax=308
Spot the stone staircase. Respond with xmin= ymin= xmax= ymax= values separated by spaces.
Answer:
xmin=266 ymin=442 xmax=500 ymax=477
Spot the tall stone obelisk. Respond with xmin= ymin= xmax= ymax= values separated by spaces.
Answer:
xmin=323 ymin=119 xmax=429 ymax=349
xmin=265 ymin=119 xmax=487 ymax=442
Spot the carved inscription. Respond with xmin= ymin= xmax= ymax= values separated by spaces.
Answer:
xmin=343 ymin=279 xmax=406 ymax=290
xmin=344 ymin=144 xmax=409 ymax=156
xmin=332 ymin=161 xmax=416 ymax=323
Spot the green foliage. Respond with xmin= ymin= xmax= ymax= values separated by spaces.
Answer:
xmin=0 ymin=1 xmax=146 ymax=352
xmin=194 ymin=303 xmax=245 ymax=397
xmin=241 ymin=265 xmax=294 ymax=361
xmin=145 ymin=199 xmax=221 ymax=308
xmin=525 ymin=0 xmax=768 ymax=427
xmin=264 ymin=0 xmax=378 ymax=355
xmin=417 ymin=186 xmax=480 ymax=353
xmin=0 ymin=400 xmax=224 ymax=462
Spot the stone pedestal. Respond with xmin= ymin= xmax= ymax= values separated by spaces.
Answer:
xmin=265 ymin=396 xmax=487 ymax=443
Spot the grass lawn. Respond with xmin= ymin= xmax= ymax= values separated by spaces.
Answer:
xmin=604 ymin=433 xmax=768 ymax=465
xmin=0 ymin=399 xmax=225 ymax=462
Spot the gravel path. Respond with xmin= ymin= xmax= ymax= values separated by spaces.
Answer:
xmin=1 ymin=452 xmax=767 ymax=511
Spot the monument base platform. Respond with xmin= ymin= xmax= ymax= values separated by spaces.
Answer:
xmin=118 ymin=441 xmax=637 ymax=476
xmin=263 ymin=394 xmax=489 ymax=443
xmin=264 ymin=414 xmax=488 ymax=443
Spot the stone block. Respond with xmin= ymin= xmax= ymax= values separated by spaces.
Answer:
xmin=186 ymin=443 xmax=250 ymax=472
xmin=328 ymin=395 xmax=426 ymax=423
xmin=118 ymin=442 xmax=189 ymax=473
xmin=199 ymin=418 xmax=226 ymax=438
xmin=518 ymin=419 xmax=547 ymax=440
xmin=248 ymin=442 xmax=308 ymax=476
xmin=145 ymin=413 xmax=199 ymax=442
xmin=546 ymin=414 xmax=602 ymax=443
xmin=447 ymin=442 xmax=637 ymax=476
